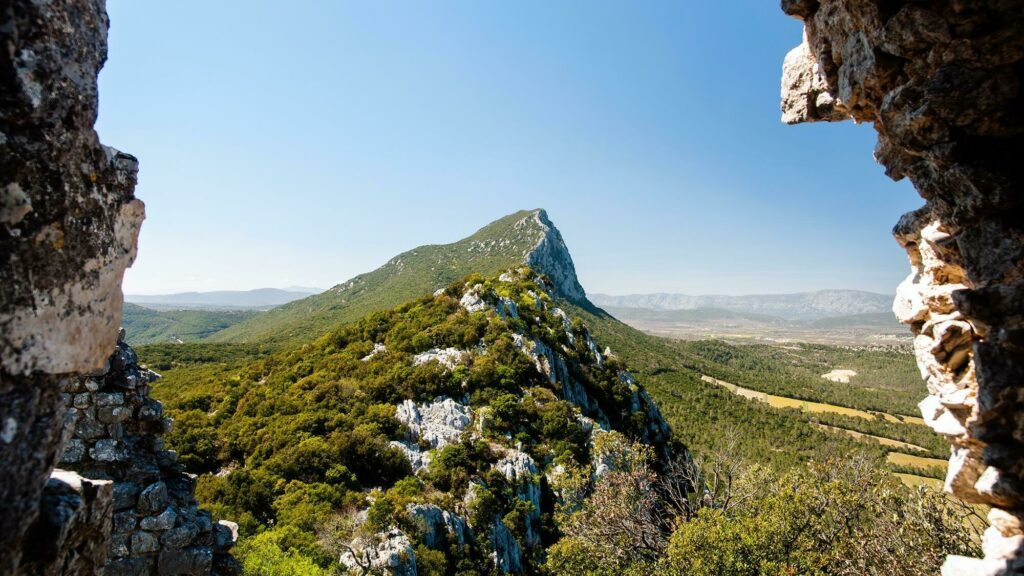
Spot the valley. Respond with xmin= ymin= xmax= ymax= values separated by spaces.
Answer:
xmin=600 ymin=303 xmax=911 ymax=346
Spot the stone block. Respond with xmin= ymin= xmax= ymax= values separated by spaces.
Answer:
xmin=139 ymin=481 xmax=169 ymax=515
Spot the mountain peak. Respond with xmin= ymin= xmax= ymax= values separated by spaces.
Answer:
xmin=522 ymin=209 xmax=586 ymax=302
xmin=210 ymin=209 xmax=590 ymax=344
xmin=465 ymin=209 xmax=585 ymax=302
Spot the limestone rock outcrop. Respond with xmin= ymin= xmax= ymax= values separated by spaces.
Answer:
xmin=523 ymin=210 xmax=587 ymax=303
xmin=340 ymin=528 xmax=418 ymax=576
xmin=58 ymin=333 xmax=239 ymax=576
xmin=780 ymin=2 xmax=1024 ymax=573
xmin=1 ymin=1 xmax=144 ymax=572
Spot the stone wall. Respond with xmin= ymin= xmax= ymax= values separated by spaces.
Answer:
xmin=779 ymin=1 xmax=1024 ymax=574
xmin=58 ymin=333 xmax=239 ymax=576
xmin=1 ymin=0 xmax=145 ymax=572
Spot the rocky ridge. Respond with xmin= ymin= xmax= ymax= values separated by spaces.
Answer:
xmin=340 ymin=268 xmax=674 ymax=574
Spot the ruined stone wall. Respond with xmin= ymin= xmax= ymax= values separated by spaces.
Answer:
xmin=780 ymin=1 xmax=1024 ymax=574
xmin=58 ymin=334 xmax=239 ymax=576
xmin=1 ymin=1 xmax=144 ymax=572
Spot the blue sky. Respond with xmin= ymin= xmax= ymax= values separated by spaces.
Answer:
xmin=99 ymin=1 xmax=922 ymax=296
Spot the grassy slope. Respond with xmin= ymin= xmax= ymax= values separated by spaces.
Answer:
xmin=122 ymin=303 xmax=261 ymax=345
xmin=208 ymin=210 xmax=547 ymax=346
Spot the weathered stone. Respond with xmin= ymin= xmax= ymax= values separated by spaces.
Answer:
xmin=110 ymin=532 xmax=131 ymax=558
xmin=212 ymin=521 xmax=238 ymax=552
xmin=780 ymin=1 xmax=1024 ymax=571
xmin=104 ymin=556 xmax=149 ymax=576
xmin=76 ymin=410 xmax=109 ymax=441
xmin=0 ymin=1 xmax=145 ymax=567
xmin=96 ymin=393 xmax=126 ymax=407
xmin=211 ymin=554 xmax=243 ymax=576
xmin=91 ymin=439 xmax=122 ymax=462
xmin=163 ymin=524 xmax=200 ymax=550
xmin=131 ymin=531 xmax=160 ymax=555
xmin=157 ymin=546 xmax=213 ymax=576
xmin=496 ymin=450 xmax=541 ymax=549
xmin=139 ymin=482 xmax=170 ymax=515
xmin=18 ymin=470 xmax=114 ymax=575
xmin=98 ymin=406 xmax=133 ymax=424
xmin=56 ymin=337 xmax=237 ymax=573
xmin=140 ymin=507 xmax=177 ymax=531
xmin=340 ymin=529 xmax=418 ymax=576
xmin=396 ymin=396 xmax=473 ymax=450
xmin=113 ymin=482 xmax=142 ymax=511
xmin=408 ymin=504 xmax=471 ymax=549
xmin=62 ymin=439 xmax=86 ymax=464
xmin=113 ymin=511 xmax=138 ymax=534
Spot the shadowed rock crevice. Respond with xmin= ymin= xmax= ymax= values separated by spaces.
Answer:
xmin=780 ymin=1 xmax=1024 ymax=573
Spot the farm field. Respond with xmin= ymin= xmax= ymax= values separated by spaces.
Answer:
xmin=812 ymin=423 xmax=928 ymax=452
xmin=701 ymin=374 xmax=919 ymax=423
xmin=888 ymin=451 xmax=949 ymax=471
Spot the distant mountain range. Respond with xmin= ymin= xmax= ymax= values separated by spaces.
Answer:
xmin=125 ymin=287 xmax=322 ymax=310
xmin=589 ymin=290 xmax=892 ymax=321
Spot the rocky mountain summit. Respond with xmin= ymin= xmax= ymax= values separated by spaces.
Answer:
xmin=208 ymin=209 xmax=590 ymax=345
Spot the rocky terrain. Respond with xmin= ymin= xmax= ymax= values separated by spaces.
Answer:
xmin=3 ymin=0 xmax=1022 ymax=574
xmin=1 ymin=1 xmax=145 ymax=572
xmin=781 ymin=0 xmax=1024 ymax=573
xmin=149 ymin=267 xmax=677 ymax=574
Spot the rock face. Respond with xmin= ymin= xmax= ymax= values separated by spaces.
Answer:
xmin=495 ymin=451 xmax=542 ymax=548
xmin=18 ymin=470 xmax=114 ymax=576
xmin=396 ymin=397 xmax=474 ymax=451
xmin=340 ymin=529 xmax=418 ymax=576
xmin=780 ymin=2 xmax=1024 ymax=573
xmin=58 ymin=334 xmax=239 ymax=576
xmin=407 ymin=504 xmax=472 ymax=549
xmin=0 ymin=1 xmax=144 ymax=572
xmin=523 ymin=210 xmax=587 ymax=303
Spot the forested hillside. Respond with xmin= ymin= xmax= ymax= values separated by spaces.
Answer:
xmin=143 ymin=270 xmax=979 ymax=575
xmin=122 ymin=303 xmax=261 ymax=344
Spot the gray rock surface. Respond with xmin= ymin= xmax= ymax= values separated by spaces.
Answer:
xmin=18 ymin=470 xmax=114 ymax=576
xmin=523 ymin=210 xmax=587 ymax=302
xmin=0 ymin=1 xmax=143 ymax=572
xmin=408 ymin=504 xmax=472 ymax=549
xmin=495 ymin=450 xmax=542 ymax=549
xmin=395 ymin=397 xmax=473 ymax=451
xmin=340 ymin=528 xmax=418 ymax=576
xmin=780 ymin=2 xmax=1024 ymax=573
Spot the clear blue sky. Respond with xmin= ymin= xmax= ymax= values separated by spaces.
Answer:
xmin=99 ymin=1 xmax=922 ymax=296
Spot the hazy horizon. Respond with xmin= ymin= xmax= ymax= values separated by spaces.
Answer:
xmin=99 ymin=2 xmax=921 ymax=297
